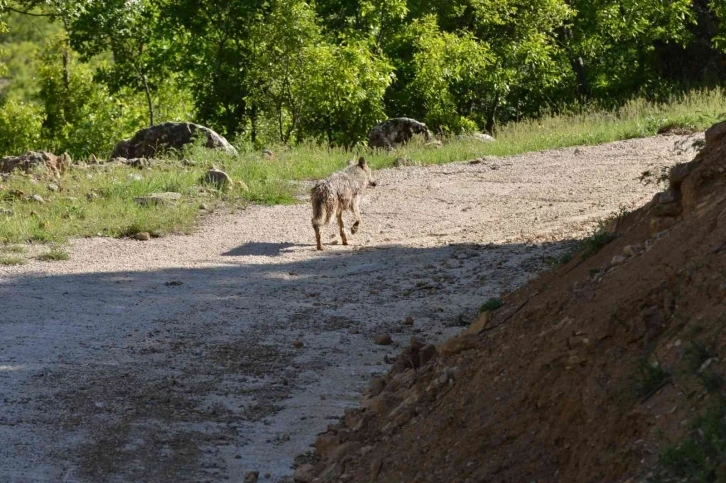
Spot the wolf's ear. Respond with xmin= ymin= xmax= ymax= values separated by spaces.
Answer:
xmin=358 ymin=156 xmax=367 ymax=167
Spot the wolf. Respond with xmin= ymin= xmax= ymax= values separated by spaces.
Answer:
xmin=311 ymin=156 xmax=377 ymax=250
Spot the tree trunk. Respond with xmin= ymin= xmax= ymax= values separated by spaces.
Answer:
xmin=250 ymin=105 xmax=257 ymax=145
xmin=141 ymin=73 xmax=155 ymax=127
xmin=562 ymin=27 xmax=591 ymax=100
xmin=485 ymin=94 xmax=500 ymax=135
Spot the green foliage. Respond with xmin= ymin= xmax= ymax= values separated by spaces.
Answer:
xmin=0 ymin=98 xmax=44 ymax=155
xmin=479 ymin=297 xmax=504 ymax=313
xmin=633 ymin=359 xmax=670 ymax=398
xmin=36 ymin=35 xmax=147 ymax=156
xmin=654 ymin=403 xmax=726 ymax=483
xmin=0 ymin=254 xmax=26 ymax=265
xmin=37 ymin=245 xmax=69 ymax=261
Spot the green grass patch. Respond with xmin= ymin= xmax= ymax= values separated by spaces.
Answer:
xmin=634 ymin=359 xmax=670 ymax=399
xmin=37 ymin=246 xmax=70 ymax=261
xmin=0 ymin=244 xmax=27 ymax=254
xmin=653 ymin=402 xmax=726 ymax=483
xmin=479 ymin=297 xmax=504 ymax=313
xmin=0 ymin=89 xmax=724 ymax=243
xmin=0 ymin=254 xmax=26 ymax=265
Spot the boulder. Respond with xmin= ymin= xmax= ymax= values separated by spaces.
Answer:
xmin=368 ymin=118 xmax=432 ymax=148
xmin=458 ymin=132 xmax=496 ymax=143
xmin=0 ymin=151 xmax=71 ymax=176
xmin=202 ymin=168 xmax=233 ymax=189
xmin=110 ymin=122 xmax=237 ymax=159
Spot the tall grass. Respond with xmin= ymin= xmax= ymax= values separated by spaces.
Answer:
xmin=1 ymin=89 xmax=724 ymax=244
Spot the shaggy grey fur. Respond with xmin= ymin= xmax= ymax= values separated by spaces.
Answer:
xmin=310 ymin=157 xmax=377 ymax=250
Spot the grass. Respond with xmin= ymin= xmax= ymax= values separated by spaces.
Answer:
xmin=634 ymin=359 xmax=670 ymax=399
xmin=1 ymin=89 xmax=725 ymax=244
xmin=0 ymin=254 xmax=26 ymax=265
xmin=653 ymin=402 xmax=726 ymax=483
xmin=37 ymin=246 xmax=70 ymax=261
xmin=479 ymin=297 xmax=504 ymax=313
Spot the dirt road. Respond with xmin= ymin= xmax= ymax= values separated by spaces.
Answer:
xmin=0 ymin=135 xmax=696 ymax=482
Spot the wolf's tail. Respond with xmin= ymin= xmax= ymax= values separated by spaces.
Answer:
xmin=311 ymin=184 xmax=335 ymax=227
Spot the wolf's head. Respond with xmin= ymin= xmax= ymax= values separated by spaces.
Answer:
xmin=348 ymin=156 xmax=377 ymax=187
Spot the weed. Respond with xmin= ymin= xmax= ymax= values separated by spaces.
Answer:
xmin=0 ymin=245 xmax=27 ymax=254
xmin=0 ymin=255 xmax=26 ymax=265
xmin=37 ymin=246 xmax=70 ymax=261
xmin=634 ymin=359 xmax=670 ymax=399
xmin=653 ymin=402 xmax=726 ymax=483
xmin=479 ymin=297 xmax=504 ymax=313
xmin=580 ymin=229 xmax=617 ymax=259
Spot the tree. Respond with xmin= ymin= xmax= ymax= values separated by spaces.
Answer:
xmin=69 ymin=0 xmax=171 ymax=127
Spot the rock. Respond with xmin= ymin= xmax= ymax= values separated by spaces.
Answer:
xmin=649 ymin=216 xmax=677 ymax=236
xmin=202 ymin=168 xmax=233 ymax=189
xmin=86 ymin=191 xmax=100 ymax=201
xmin=653 ymin=202 xmax=682 ymax=217
xmin=0 ymin=151 xmax=70 ymax=176
xmin=459 ymin=132 xmax=495 ymax=143
xmin=30 ymin=194 xmax=45 ymax=203
xmin=610 ymin=255 xmax=628 ymax=266
xmin=47 ymin=183 xmax=59 ymax=192
xmin=623 ymin=245 xmax=642 ymax=257
xmin=418 ymin=344 xmax=439 ymax=366
xmin=347 ymin=327 xmax=359 ymax=335
xmin=292 ymin=340 xmax=304 ymax=349
xmin=134 ymin=192 xmax=182 ymax=206
xmin=462 ymin=312 xmax=489 ymax=336
xmin=112 ymin=157 xmax=153 ymax=169
xmin=244 ymin=471 xmax=259 ymax=482
xmin=439 ymin=334 xmax=479 ymax=357
xmin=374 ymin=334 xmax=393 ymax=346
xmin=705 ymin=120 xmax=726 ymax=145
xmin=490 ymin=164 xmax=500 ymax=170
xmin=669 ymin=161 xmax=696 ymax=187
xmin=403 ymin=316 xmax=414 ymax=326
xmin=368 ymin=118 xmax=432 ymax=148
xmin=658 ymin=190 xmax=677 ymax=204
xmin=133 ymin=232 xmax=151 ymax=241
xmin=468 ymin=158 xmax=483 ymax=165
xmin=315 ymin=433 xmax=340 ymax=459
xmin=370 ymin=458 xmax=383 ymax=481
xmin=293 ymin=464 xmax=316 ymax=483
xmin=262 ymin=149 xmax=274 ymax=159
xmin=0 ymin=208 xmax=14 ymax=216
xmin=110 ymin=122 xmax=237 ymax=159
xmin=425 ymin=140 xmax=443 ymax=148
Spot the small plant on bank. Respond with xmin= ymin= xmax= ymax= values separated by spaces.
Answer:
xmin=37 ymin=246 xmax=70 ymax=261
xmin=479 ymin=297 xmax=504 ymax=313
xmin=652 ymin=402 xmax=726 ymax=483
xmin=0 ymin=255 xmax=27 ymax=266
xmin=634 ymin=359 xmax=670 ymax=399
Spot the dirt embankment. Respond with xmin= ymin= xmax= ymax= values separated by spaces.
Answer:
xmin=300 ymin=124 xmax=726 ymax=482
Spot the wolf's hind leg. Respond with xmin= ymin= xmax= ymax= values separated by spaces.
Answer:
xmin=313 ymin=224 xmax=324 ymax=251
xmin=337 ymin=213 xmax=348 ymax=245
xmin=351 ymin=200 xmax=362 ymax=234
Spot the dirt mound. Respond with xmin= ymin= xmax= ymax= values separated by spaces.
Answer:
xmin=300 ymin=123 xmax=726 ymax=483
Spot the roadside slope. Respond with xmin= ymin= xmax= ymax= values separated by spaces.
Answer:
xmin=302 ymin=126 xmax=726 ymax=482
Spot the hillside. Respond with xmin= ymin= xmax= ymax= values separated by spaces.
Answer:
xmin=299 ymin=123 xmax=726 ymax=482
